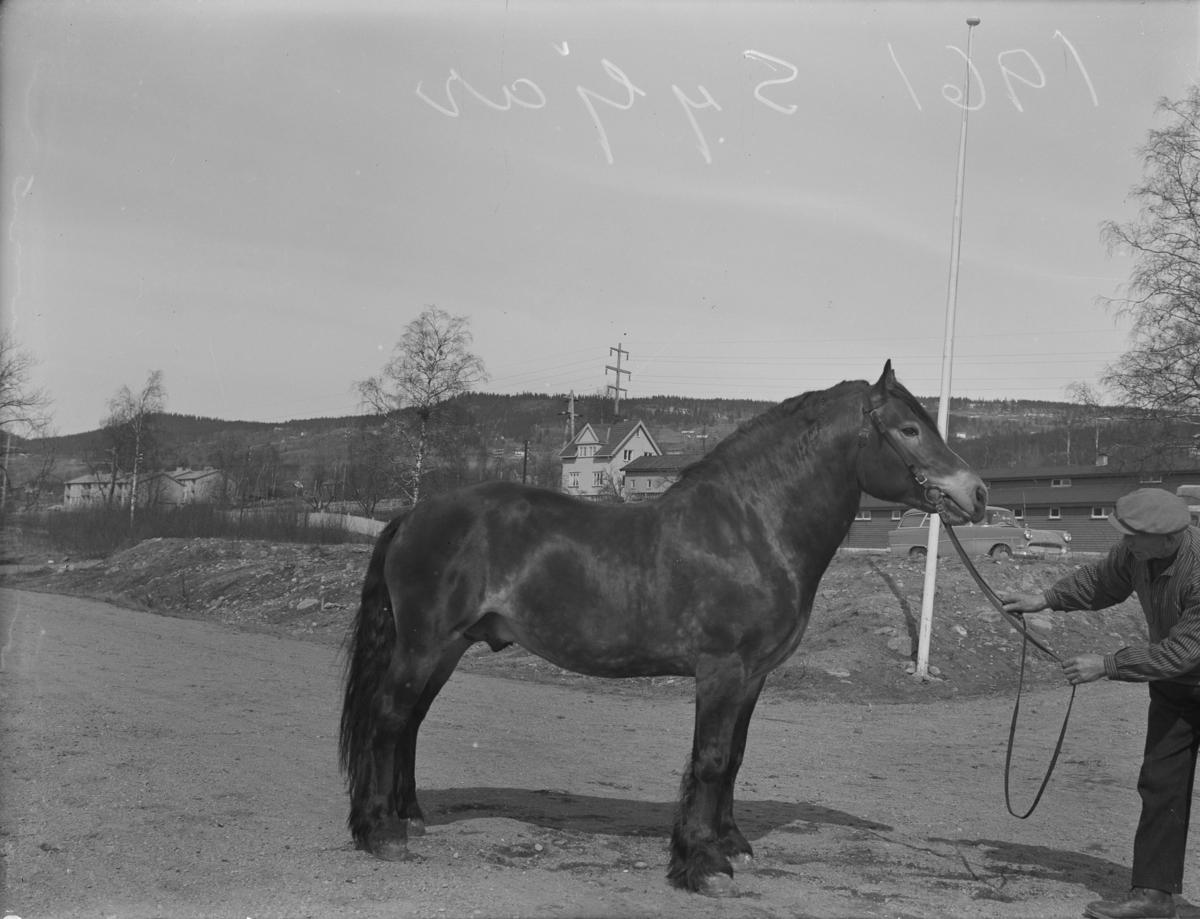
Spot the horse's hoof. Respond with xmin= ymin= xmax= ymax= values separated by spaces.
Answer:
xmin=697 ymin=873 xmax=739 ymax=898
xmin=408 ymin=818 xmax=427 ymax=837
xmin=731 ymin=853 xmax=757 ymax=874
xmin=369 ymin=837 xmax=412 ymax=861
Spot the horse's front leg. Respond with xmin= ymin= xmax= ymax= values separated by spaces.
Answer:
xmin=716 ymin=673 xmax=766 ymax=874
xmin=392 ymin=638 xmax=471 ymax=837
xmin=669 ymin=656 xmax=753 ymax=897
xmin=350 ymin=650 xmax=438 ymax=861
xmin=351 ymin=668 xmax=412 ymax=860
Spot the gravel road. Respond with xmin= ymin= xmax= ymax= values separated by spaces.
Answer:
xmin=5 ymin=587 xmax=1200 ymax=918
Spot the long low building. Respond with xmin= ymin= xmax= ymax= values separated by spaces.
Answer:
xmin=848 ymin=463 xmax=1200 ymax=554
xmin=64 ymin=466 xmax=225 ymax=508
xmin=621 ymin=453 xmax=698 ymax=501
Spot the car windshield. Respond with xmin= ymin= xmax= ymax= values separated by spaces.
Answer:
xmin=898 ymin=513 xmax=927 ymax=528
xmin=985 ymin=509 xmax=1019 ymax=527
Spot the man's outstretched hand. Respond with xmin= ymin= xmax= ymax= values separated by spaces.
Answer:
xmin=1062 ymin=654 xmax=1107 ymax=685
xmin=1000 ymin=591 xmax=1049 ymax=614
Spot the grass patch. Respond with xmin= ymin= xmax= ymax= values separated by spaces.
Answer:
xmin=9 ymin=503 xmax=373 ymax=559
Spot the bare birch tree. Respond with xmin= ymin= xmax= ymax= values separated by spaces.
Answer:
xmin=0 ymin=331 xmax=54 ymax=516
xmin=103 ymin=371 xmax=167 ymax=524
xmin=1100 ymin=85 xmax=1200 ymax=443
xmin=1064 ymin=381 xmax=1111 ymax=463
xmin=356 ymin=306 xmax=487 ymax=506
xmin=0 ymin=331 xmax=52 ymax=436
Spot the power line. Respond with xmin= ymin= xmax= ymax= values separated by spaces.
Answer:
xmin=619 ymin=329 xmax=1129 ymax=346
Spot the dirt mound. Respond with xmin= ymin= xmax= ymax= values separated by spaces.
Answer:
xmin=2 ymin=537 xmax=1148 ymax=703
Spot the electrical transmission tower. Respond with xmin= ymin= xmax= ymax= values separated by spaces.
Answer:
xmin=606 ymin=345 xmax=630 ymax=421
xmin=558 ymin=391 xmax=577 ymax=444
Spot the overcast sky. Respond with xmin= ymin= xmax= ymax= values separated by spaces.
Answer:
xmin=2 ymin=0 xmax=1197 ymax=435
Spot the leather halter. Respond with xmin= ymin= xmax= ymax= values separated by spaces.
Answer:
xmin=858 ymin=390 xmax=944 ymax=511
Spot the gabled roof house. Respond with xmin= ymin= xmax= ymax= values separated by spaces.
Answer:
xmin=558 ymin=420 xmax=661 ymax=498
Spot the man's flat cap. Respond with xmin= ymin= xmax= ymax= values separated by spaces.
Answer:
xmin=1108 ymin=488 xmax=1191 ymax=536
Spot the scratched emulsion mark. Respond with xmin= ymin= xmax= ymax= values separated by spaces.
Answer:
xmin=8 ymin=175 xmax=35 ymax=329
xmin=413 ymin=33 xmax=1097 ymax=164
xmin=415 ymin=69 xmax=546 ymax=117
xmin=7 ymin=61 xmax=40 ymax=333
xmin=576 ymin=59 xmax=645 ymax=165
xmin=998 ymin=50 xmax=1045 ymax=113
xmin=671 ymin=85 xmax=722 ymax=164
xmin=942 ymin=44 xmax=987 ymax=111
xmin=888 ymin=43 xmax=924 ymax=111
xmin=743 ymin=50 xmax=798 ymax=115
xmin=889 ymin=31 xmax=1098 ymax=112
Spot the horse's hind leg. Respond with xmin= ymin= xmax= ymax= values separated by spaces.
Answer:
xmin=716 ymin=674 xmax=766 ymax=873
xmin=393 ymin=637 xmax=472 ymax=837
xmin=669 ymin=657 xmax=754 ymax=896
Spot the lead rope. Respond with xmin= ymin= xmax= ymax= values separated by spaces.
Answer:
xmin=941 ymin=520 xmax=1076 ymax=819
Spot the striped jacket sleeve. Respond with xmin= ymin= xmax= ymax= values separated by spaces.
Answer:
xmin=1043 ymin=545 xmax=1134 ymax=614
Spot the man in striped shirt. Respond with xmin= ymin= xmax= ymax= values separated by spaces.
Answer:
xmin=1002 ymin=488 xmax=1198 ymax=919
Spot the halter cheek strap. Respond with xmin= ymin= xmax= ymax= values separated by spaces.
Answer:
xmin=858 ymin=392 xmax=945 ymax=511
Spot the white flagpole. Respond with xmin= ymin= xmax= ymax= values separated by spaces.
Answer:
xmin=917 ymin=17 xmax=979 ymax=679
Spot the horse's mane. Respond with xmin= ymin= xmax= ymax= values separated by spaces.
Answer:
xmin=671 ymin=375 xmax=934 ymax=486
xmin=672 ymin=379 xmax=865 ymax=485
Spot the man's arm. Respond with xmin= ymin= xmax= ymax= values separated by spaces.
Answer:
xmin=1002 ymin=550 xmax=1135 ymax=685
xmin=1001 ymin=549 xmax=1133 ymax=616
xmin=1041 ymin=546 xmax=1134 ymax=613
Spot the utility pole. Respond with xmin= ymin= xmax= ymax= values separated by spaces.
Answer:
xmin=606 ymin=345 xmax=630 ymax=421
xmin=558 ymin=391 xmax=577 ymax=444
xmin=522 ymin=440 xmax=529 ymax=485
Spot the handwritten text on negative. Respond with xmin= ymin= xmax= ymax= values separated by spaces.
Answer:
xmin=416 ymin=37 xmax=1096 ymax=165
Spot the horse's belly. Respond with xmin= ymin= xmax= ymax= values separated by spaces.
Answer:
xmin=470 ymin=605 xmax=692 ymax=679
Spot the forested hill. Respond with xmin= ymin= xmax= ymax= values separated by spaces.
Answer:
xmin=39 ymin=413 xmax=356 ymax=455
xmin=459 ymin=392 xmax=777 ymax=441
xmin=456 ymin=391 xmax=1089 ymax=446
xmin=41 ymin=392 xmax=1086 ymax=449
xmin=32 ymin=390 xmax=1190 ymax=474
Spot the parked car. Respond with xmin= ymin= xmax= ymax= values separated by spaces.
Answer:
xmin=887 ymin=506 xmax=1071 ymax=559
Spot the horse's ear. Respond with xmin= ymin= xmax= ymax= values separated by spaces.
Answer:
xmin=871 ymin=360 xmax=895 ymax=399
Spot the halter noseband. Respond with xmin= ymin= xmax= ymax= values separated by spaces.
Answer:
xmin=858 ymin=390 xmax=945 ymax=512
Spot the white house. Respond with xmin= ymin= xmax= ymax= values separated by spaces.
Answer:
xmin=63 ymin=472 xmax=131 ymax=507
xmin=558 ymin=420 xmax=661 ymax=498
xmin=158 ymin=467 xmax=224 ymax=506
xmin=63 ymin=467 xmax=225 ymax=508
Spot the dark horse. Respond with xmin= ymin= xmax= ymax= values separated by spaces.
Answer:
xmin=339 ymin=362 xmax=986 ymax=895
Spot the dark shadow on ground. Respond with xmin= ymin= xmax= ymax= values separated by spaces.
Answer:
xmin=930 ymin=836 xmax=1181 ymax=904
xmin=422 ymin=787 xmax=891 ymax=838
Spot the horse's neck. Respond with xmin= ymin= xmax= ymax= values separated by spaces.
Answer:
xmin=682 ymin=395 xmax=863 ymax=544
xmin=765 ymin=408 xmax=861 ymax=531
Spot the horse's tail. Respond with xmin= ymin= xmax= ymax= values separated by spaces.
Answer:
xmin=339 ymin=512 xmax=406 ymax=829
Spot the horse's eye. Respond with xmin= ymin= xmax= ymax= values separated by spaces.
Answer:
xmin=902 ymin=426 xmax=919 ymax=438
